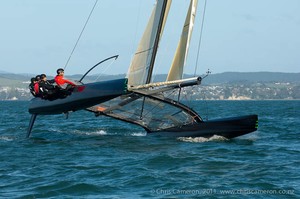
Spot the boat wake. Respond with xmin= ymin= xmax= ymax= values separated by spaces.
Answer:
xmin=0 ymin=136 xmax=15 ymax=142
xmin=73 ymin=130 xmax=146 ymax=137
xmin=74 ymin=130 xmax=108 ymax=136
xmin=177 ymin=135 xmax=229 ymax=143
xmin=129 ymin=132 xmax=147 ymax=137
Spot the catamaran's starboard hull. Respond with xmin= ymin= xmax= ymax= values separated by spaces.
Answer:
xmin=29 ymin=78 xmax=128 ymax=115
xmin=148 ymin=114 xmax=258 ymax=139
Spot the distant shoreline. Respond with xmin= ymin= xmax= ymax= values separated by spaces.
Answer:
xmin=1 ymin=72 xmax=300 ymax=100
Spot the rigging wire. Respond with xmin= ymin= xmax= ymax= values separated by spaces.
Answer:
xmin=64 ymin=0 xmax=99 ymax=71
xmin=93 ymin=58 xmax=118 ymax=82
xmin=127 ymin=0 xmax=142 ymax=78
xmin=201 ymin=89 xmax=209 ymax=121
xmin=142 ymin=88 xmax=187 ymax=119
xmin=131 ymin=0 xmax=142 ymax=55
xmin=186 ymin=0 xmax=208 ymax=107
xmin=194 ymin=0 xmax=207 ymax=77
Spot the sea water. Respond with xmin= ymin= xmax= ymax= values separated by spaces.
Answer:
xmin=0 ymin=100 xmax=299 ymax=198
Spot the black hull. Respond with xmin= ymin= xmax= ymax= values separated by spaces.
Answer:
xmin=149 ymin=115 xmax=258 ymax=139
xmin=29 ymin=78 xmax=128 ymax=115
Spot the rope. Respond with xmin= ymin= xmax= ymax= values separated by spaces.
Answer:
xmin=194 ymin=0 xmax=207 ymax=76
xmin=64 ymin=0 xmax=99 ymax=70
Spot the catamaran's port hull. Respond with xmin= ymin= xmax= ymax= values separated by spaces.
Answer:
xmin=29 ymin=78 xmax=128 ymax=115
xmin=149 ymin=115 xmax=258 ymax=139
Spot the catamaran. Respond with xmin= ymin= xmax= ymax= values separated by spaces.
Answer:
xmin=27 ymin=0 xmax=258 ymax=138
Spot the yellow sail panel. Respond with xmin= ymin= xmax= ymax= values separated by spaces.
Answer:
xmin=127 ymin=0 xmax=172 ymax=87
xmin=167 ymin=0 xmax=198 ymax=81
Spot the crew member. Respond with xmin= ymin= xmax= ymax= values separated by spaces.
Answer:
xmin=34 ymin=75 xmax=42 ymax=97
xmin=39 ymin=74 xmax=57 ymax=99
xmin=54 ymin=68 xmax=76 ymax=91
xmin=29 ymin=77 xmax=37 ymax=96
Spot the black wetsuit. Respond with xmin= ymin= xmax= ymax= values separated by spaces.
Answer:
xmin=39 ymin=80 xmax=56 ymax=99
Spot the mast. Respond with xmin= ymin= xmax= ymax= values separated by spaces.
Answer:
xmin=146 ymin=0 xmax=168 ymax=84
xmin=127 ymin=0 xmax=171 ymax=87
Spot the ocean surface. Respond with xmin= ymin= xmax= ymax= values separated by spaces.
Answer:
xmin=0 ymin=100 xmax=299 ymax=198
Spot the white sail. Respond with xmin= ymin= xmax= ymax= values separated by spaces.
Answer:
xmin=127 ymin=0 xmax=172 ymax=87
xmin=167 ymin=0 xmax=198 ymax=81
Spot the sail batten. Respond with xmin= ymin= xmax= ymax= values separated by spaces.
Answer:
xmin=167 ymin=0 xmax=198 ymax=81
xmin=127 ymin=0 xmax=172 ymax=87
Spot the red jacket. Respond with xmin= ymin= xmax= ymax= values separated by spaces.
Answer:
xmin=55 ymin=75 xmax=76 ymax=87
xmin=34 ymin=82 xmax=40 ymax=94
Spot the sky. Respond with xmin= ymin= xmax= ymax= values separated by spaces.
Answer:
xmin=0 ymin=0 xmax=299 ymax=76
